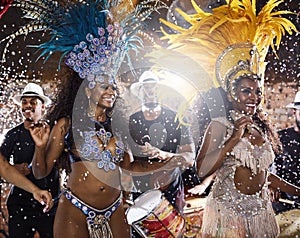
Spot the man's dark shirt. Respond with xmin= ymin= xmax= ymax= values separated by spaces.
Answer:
xmin=0 ymin=123 xmax=59 ymax=215
xmin=129 ymin=107 xmax=193 ymax=191
xmin=273 ymin=127 xmax=300 ymax=212
xmin=129 ymin=107 xmax=192 ymax=158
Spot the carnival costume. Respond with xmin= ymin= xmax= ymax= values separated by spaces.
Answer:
xmin=1 ymin=0 xmax=166 ymax=237
xmin=63 ymin=187 xmax=123 ymax=237
xmin=145 ymin=0 xmax=297 ymax=237
xmin=201 ymin=115 xmax=278 ymax=237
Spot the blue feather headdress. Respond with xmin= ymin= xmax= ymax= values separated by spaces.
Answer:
xmin=1 ymin=0 xmax=166 ymax=88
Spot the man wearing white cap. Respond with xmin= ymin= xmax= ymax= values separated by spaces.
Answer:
xmin=272 ymin=91 xmax=300 ymax=213
xmin=128 ymin=71 xmax=195 ymax=223
xmin=0 ymin=82 xmax=59 ymax=237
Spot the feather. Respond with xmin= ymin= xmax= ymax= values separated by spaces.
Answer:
xmin=147 ymin=0 xmax=297 ymax=123
xmin=1 ymin=0 xmax=166 ymax=79
xmin=155 ymin=0 xmax=297 ymax=85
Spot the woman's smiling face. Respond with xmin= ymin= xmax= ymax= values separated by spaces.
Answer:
xmin=87 ymin=76 xmax=118 ymax=110
xmin=229 ymin=77 xmax=262 ymax=115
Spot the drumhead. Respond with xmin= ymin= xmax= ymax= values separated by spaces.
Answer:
xmin=126 ymin=189 xmax=162 ymax=225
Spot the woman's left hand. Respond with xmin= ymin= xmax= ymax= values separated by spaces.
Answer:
xmin=188 ymin=183 xmax=208 ymax=196
xmin=29 ymin=120 xmax=50 ymax=148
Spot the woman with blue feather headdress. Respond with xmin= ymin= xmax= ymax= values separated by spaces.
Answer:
xmin=0 ymin=0 xmax=167 ymax=237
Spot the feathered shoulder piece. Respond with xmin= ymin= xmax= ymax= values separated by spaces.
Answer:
xmin=1 ymin=0 xmax=166 ymax=86
xmin=154 ymin=0 xmax=297 ymax=89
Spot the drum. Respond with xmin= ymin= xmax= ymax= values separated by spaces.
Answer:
xmin=275 ymin=209 xmax=300 ymax=237
xmin=183 ymin=196 xmax=207 ymax=238
xmin=126 ymin=189 xmax=185 ymax=238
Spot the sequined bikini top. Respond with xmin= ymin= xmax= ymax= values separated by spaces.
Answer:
xmin=65 ymin=118 xmax=125 ymax=172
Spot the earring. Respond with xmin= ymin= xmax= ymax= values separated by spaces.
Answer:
xmin=106 ymin=109 xmax=114 ymax=117
xmin=87 ymin=96 xmax=95 ymax=118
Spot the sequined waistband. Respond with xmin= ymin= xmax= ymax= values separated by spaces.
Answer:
xmin=63 ymin=189 xmax=122 ymax=221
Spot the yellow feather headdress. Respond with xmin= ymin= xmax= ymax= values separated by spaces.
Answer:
xmin=149 ymin=0 xmax=297 ymax=90
xmin=145 ymin=0 xmax=297 ymax=124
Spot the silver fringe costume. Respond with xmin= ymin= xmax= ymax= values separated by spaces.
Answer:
xmin=201 ymin=117 xmax=279 ymax=238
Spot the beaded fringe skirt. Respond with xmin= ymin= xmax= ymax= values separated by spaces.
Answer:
xmin=201 ymin=193 xmax=279 ymax=238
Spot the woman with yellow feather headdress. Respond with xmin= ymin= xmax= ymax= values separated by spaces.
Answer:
xmin=0 ymin=0 xmax=167 ymax=237
xmin=148 ymin=0 xmax=300 ymax=237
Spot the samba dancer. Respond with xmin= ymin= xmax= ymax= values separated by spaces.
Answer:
xmin=1 ymin=0 xmax=165 ymax=237
xmin=146 ymin=0 xmax=299 ymax=237
xmin=197 ymin=56 xmax=300 ymax=238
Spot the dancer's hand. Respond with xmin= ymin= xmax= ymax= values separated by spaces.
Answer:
xmin=140 ymin=142 xmax=170 ymax=161
xmin=29 ymin=120 xmax=50 ymax=148
xmin=32 ymin=189 xmax=53 ymax=213
xmin=232 ymin=115 xmax=253 ymax=139
xmin=14 ymin=162 xmax=31 ymax=176
xmin=188 ymin=183 xmax=209 ymax=196
xmin=268 ymin=187 xmax=280 ymax=203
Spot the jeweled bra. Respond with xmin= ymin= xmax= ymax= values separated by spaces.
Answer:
xmin=67 ymin=117 xmax=125 ymax=172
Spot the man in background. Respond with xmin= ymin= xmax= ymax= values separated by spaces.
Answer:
xmin=0 ymin=82 xmax=59 ymax=238
xmin=128 ymin=71 xmax=195 ymax=213
xmin=272 ymin=91 xmax=300 ymax=212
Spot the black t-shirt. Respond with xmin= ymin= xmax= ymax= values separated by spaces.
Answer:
xmin=0 ymin=123 xmax=59 ymax=213
xmin=274 ymin=127 xmax=300 ymax=208
xmin=129 ymin=108 xmax=192 ymax=159
xmin=128 ymin=108 xmax=194 ymax=191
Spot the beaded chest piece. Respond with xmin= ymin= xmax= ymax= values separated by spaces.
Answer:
xmin=79 ymin=120 xmax=124 ymax=172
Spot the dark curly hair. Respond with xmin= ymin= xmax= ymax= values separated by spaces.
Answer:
xmin=45 ymin=68 xmax=127 ymax=173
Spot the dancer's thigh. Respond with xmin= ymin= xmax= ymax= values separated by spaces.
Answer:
xmin=54 ymin=195 xmax=89 ymax=238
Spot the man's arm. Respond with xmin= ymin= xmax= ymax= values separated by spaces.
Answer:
xmin=143 ymin=138 xmax=195 ymax=165
xmin=0 ymin=153 xmax=53 ymax=211
xmin=269 ymin=172 xmax=300 ymax=196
